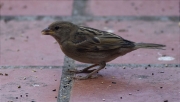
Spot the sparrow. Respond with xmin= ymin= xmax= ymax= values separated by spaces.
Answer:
xmin=41 ymin=21 xmax=166 ymax=80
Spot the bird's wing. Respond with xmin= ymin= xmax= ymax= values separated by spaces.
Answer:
xmin=71 ymin=26 xmax=135 ymax=52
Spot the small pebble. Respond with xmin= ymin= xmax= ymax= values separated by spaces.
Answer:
xmin=32 ymin=70 xmax=36 ymax=72
xmin=101 ymin=82 xmax=104 ymax=84
xmin=102 ymin=99 xmax=105 ymax=101
xmin=9 ymin=36 xmax=15 ymax=40
xmin=152 ymin=73 xmax=154 ymax=75
xmin=52 ymin=89 xmax=56 ymax=91
xmin=165 ymin=64 xmax=168 ymax=67
xmin=112 ymin=82 xmax=116 ymax=84
xmin=160 ymin=72 xmax=164 ymax=73
xmin=0 ymin=73 xmax=3 ymax=75
xmin=18 ymin=85 xmax=21 ymax=88
xmin=129 ymin=93 xmax=132 ymax=95
xmin=120 ymin=97 xmax=122 ymax=99
xmin=118 ymin=29 xmax=127 ymax=32
xmin=164 ymin=100 xmax=168 ymax=102
xmin=5 ymin=73 xmax=8 ymax=76
xmin=160 ymin=87 xmax=163 ymax=89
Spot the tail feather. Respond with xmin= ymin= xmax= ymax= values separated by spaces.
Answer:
xmin=135 ymin=43 xmax=166 ymax=50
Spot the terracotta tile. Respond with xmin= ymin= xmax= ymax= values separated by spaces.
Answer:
xmin=87 ymin=0 xmax=179 ymax=16
xmin=0 ymin=0 xmax=73 ymax=16
xmin=0 ymin=20 xmax=64 ymax=66
xmin=0 ymin=68 xmax=62 ymax=102
xmin=70 ymin=66 xmax=180 ymax=102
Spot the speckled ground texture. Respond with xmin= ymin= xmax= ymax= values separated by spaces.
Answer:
xmin=0 ymin=0 xmax=179 ymax=102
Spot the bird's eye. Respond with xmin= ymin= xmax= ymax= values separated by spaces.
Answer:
xmin=54 ymin=26 xmax=60 ymax=30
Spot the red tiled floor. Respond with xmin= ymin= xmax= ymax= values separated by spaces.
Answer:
xmin=0 ymin=68 xmax=62 ymax=102
xmin=87 ymin=0 xmax=179 ymax=16
xmin=0 ymin=0 xmax=73 ymax=16
xmin=0 ymin=0 xmax=179 ymax=102
xmin=0 ymin=20 xmax=65 ymax=66
xmin=70 ymin=66 xmax=180 ymax=102
xmin=79 ymin=21 xmax=179 ymax=64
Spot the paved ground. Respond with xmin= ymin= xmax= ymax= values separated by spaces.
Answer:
xmin=0 ymin=0 xmax=179 ymax=102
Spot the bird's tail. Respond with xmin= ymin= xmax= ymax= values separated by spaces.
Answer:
xmin=134 ymin=43 xmax=166 ymax=50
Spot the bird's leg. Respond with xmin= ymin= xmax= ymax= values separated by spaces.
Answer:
xmin=69 ymin=64 xmax=99 ymax=73
xmin=74 ymin=62 xmax=106 ymax=80
xmin=79 ymin=64 xmax=99 ymax=73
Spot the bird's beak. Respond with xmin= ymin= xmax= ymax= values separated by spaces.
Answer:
xmin=41 ymin=28 xmax=55 ymax=35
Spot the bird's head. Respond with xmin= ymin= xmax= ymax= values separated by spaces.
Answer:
xmin=41 ymin=21 xmax=77 ymax=44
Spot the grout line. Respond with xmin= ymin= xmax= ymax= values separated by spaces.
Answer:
xmin=57 ymin=56 xmax=75 ymax=102
xmin=76 ymin=63 xmax=180 ymax=68
xmin=0 ymin=16 xmax=179 ymax=23
xmin=0 ymin=66 xmax=63 ymax=69
xmin=0 ymin=63 xmax=179 ymax=69
xmin=72 ymin=0 xmax=89 ymax=16
xmin=57 ymin=1 xmax=88 ymax=102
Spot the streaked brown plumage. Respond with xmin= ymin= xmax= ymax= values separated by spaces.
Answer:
xmin=41 ymin=21 xmax=166 ymax=80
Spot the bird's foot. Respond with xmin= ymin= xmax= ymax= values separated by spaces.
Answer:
xmin=72 ymin=75 xmax=98 ymax=80
xmin=68 ymin=69 xmax=96 ymax=73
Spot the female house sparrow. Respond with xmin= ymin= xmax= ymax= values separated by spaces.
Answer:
xmin=41 ymin=21 xmax=165 ymax=80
